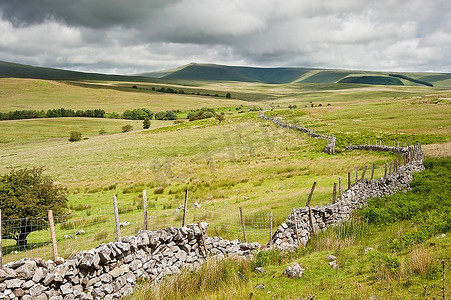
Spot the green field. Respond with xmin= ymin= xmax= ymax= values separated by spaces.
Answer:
xmin=0 ymin=65 xmax=450 ymax=298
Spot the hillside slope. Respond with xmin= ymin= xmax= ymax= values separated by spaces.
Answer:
xmin=141 ymin=63 xmax=451 ymax=87
xmin=2 ymin=60 xmax=451 ymax=87
xmin=0 ymin=60 xmax=152 ymax=82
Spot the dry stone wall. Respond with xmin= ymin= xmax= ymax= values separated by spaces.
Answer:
xmin=0 ymin=223 xmax=260 ymax=299
xmin=271 ymin=150 xmax=424 ymax=250
xmin=259 ymin=111 xmax=336 ymax=154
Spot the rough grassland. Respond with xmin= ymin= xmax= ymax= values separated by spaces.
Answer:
xmin=0 ymin=78 xmax=450 ymax=275
xmin=0 ymin=78 xmax=249 ymax=112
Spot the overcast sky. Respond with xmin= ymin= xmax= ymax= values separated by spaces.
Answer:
xmin=0 ymin=0 xmax=450 ymax=74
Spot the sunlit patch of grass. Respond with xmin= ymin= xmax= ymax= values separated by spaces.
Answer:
xmin=127 ymin=257 xmax=252 ymax=300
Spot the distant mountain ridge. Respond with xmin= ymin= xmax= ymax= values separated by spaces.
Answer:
xmin=138 ymin=63 xmax=451 ymax=87
xmin=0 ymin=60 xmax=152 ymax=82
xmin=1 ymin=60 xmax=451 ymax=87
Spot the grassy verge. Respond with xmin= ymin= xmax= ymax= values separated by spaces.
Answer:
xmin=129 ymin=158 xmax=450 ymax=299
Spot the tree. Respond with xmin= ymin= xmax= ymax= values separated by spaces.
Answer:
xmin=226 ymin=92 xmax=231 ymax=99
xmin=215 ymin=112 xmax=225 ymax=124
xmin=143 ymin=118 xmax=151 ymax=129
xmin=0 ymin=167 xmax=68 ymax=250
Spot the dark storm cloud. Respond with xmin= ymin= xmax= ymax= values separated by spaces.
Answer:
xmin=0 ymin=0 xmax=450 ymax=73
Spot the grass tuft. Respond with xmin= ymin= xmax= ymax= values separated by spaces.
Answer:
xmin=128 ymin=257 xmax=252 ymax=300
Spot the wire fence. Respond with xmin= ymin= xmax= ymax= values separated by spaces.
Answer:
xmin=1 ymin=144 xmax=419 ymax=264
xmin=1 ymin=207 xmax=274 ymax=264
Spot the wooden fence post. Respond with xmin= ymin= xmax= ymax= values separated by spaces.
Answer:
xmin=143 ymin=190 xmax=148 ymax=230
xmin=48 ymin=210 xmax=58 ymax=260
xmin=0 ymin=209 xmax=2 ymax=268
xmin=360 ymin=165 xmax=368 ymax=181
xmin=305 ymin=182 xmax=317 ymax=206
xmin=384 ymin=163 xmax=388 ymax=177
xmin=113 ymin=196 xmax=121 ymax=242
xmin=355 ymin=167 xmax=358 ymax=183
xmin=389 ymin=161 xmax=393 ymax=174
xmin=347 ymin=172 xmax=351 ymax=189
xmin=308 ymin=207 xmax=315 ymax=235
xmin=332 ymin=182 xmax=337 ymax=204
xmin=370 ymin=164 xmax=375 ymax=180
xmin=182 ymin=188 xmax=188 ymax=227
xmin=338 ymin=177 xmax=343 ymax=201
xmin=239 ymin=207 xmax=247 ymax=243
xmin=269 ymin=212 xmax=273 ymax=248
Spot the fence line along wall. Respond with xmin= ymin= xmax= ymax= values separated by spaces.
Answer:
xmin=270 ymin=144 xmax=424 ymax=250
xmin=259 ymin=110 xmax=336 ymax=154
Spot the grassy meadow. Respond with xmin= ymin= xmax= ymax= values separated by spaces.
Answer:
xmin=0 ymin=76 xmax=450 ymax=297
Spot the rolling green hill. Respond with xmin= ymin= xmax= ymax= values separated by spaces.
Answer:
xmin=141 ymin=63 xmax=451 ymax=87
xmin=2 ymin=60 xmax=451 ymax=87
xmin=0 ymin=60 xmax=153 ymax=82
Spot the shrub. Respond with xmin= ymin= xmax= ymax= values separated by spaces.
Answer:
xmin=69 ymin=131 xmax=82 ymax=142
xmin=188 ymin=107 xmax=216 ymax=121
xmin=143 ymin=118 xmax=151 ymax=129
xmin=226 ymin=92 xmax=231 ymax=98
xmin=122 ymin=108 xmax=154 ymax=120
xmin=367 ymin=250 xmax=400 ymax=280
xmin=155 ymin=110 xmax=177 ymax=120
xmin=121 ymin=124 xmax=133 ymax=133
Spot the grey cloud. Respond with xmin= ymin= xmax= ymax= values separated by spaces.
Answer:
xmin=0 ymin=0 xmax=450 ymax=73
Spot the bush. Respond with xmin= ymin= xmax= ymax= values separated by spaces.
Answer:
xmin=122 ymin=108 xmax=154 ymax=120
xmin=188 ymin=107 xmax=216 ymax=121
xmin=121 ymin=125 xmax=133 ymax=133
xmin=155 ymin=110 xmax=177 ymax=120
xmin=69 ymin=131 xmax=82 ymax=142
xmin=143 ymin=118 xmax=151 ymax=129
xmin=367 ymin=250 xmax=400 ymax=280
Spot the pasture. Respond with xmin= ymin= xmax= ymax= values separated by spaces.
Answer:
xmin=0 ymin=76 xmax=450 ymax=299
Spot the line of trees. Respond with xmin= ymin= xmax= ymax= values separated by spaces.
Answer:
xmin=0 ymin=108 xmax=105 ymax=120
xmin=1 ymin=107 xmax=230 ymax=122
